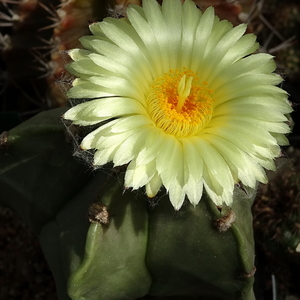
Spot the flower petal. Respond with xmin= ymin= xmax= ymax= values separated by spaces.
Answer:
xmin=146 ymin=172 xmax=163 ymax=197
xmin=63 ymin=97 xmax=147 ymax=125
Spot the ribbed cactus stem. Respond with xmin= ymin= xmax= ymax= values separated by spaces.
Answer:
xmin=231 ymin=224 xmax=255 ymax=274
xmin=208 ymin=194 xmax=256 ymax=275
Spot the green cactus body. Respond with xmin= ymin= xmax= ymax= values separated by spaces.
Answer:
xmin=0 ymin=109 xmax=256 ymax=300
xmin=145 ymin=188 xmax=256 ymax=300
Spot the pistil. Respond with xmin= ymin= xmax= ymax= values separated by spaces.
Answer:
xmin=176 ymin=75 xmax=193 ymax=112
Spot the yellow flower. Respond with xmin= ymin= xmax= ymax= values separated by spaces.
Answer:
xmin=63 ymin=0 xmax=292 ymax=210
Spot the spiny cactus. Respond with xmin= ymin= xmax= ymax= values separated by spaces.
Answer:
xmin=0 ymin=0 xmax=110 ymax=123
xmin=0 ymin=0 xmax=55 ymax=125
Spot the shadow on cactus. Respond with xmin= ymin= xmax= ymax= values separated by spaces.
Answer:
xmin=0 ymin=0 xmax=293 ymax=300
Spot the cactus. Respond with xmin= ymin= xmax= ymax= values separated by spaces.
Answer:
xmin=0 ymin=0 xmax=110 ymax=122
xmin=1 ymin=1 xmax=296 ymax=299
xmin=0 ymin=108 xmax=257 ymax=300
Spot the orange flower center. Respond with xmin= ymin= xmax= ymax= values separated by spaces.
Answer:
xmin=147 ymin=68 xmax=215 ymax=137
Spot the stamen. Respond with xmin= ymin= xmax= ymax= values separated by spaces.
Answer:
xmin=147 ymin=68 xmax=215 ymax=138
